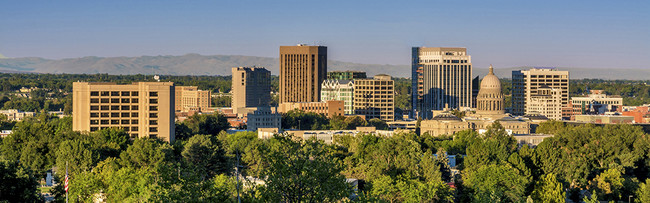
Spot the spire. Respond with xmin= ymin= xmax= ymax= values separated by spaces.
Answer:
xmin=489 ymin=64 xmax=494 ymax=75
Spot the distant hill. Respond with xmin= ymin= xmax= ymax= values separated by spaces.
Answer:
xmin=0 ymin=54 xmax=647 ymax=80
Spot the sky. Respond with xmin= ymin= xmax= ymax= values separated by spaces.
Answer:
xmin=1 ymin=0 xmax=649 ymax=69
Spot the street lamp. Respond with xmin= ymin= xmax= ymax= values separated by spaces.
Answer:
xmin=629 ymin=195 xmax=633 ymax=203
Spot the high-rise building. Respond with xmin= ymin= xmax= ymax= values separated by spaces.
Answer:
xmin=412 ymin=47 xmax=473 ymax=119
xmin=512 ymin=68 xmax=569 ymax=118
xmin=232 ymin=67 xmax=271 ymax=114
xmin=72 ymin=82 xmax=175 ymax=142
xmin=526 ymin=87 xmax=563 ymax=120
xmin=279 ymin=45 xmax=327 ymax=103
xmin=354 ymin=74 xmax=395 ymax=121
xmin=175 ymin=86 xmax=211 ymax=112
xmin=327 ymin=71 xmax=367 ymax=80
xmin=321 ymin=79 xmax=355 ymax=114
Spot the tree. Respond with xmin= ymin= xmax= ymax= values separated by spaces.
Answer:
xmin=181 ymin=134 xmax=228 ymax=179
xmin=55 ymin=139 xmax=98 ymax=177
xmin=463 ymin=164 xmax=530 ymax=203
xmin=183 ymin=113 xmax=230 ymax=136
xmin=368 ymin=118 xmax=388 ymax=130
xmin=344 ymin=116 xmax=367 ymax=130
xmin=637 ymin=179 xmax=650 ymax=203
xmin=329 ymin=115 xmax=348 ymax=130
xmin=118 ymin=138 xmax=174 ymax=170
xmin=531 ymin=173 xmax=566 ymax=203
xmin=259 ymin=136 xmax=351 ymax=202
xmin=0 ymin=159 xmax=40 ymax=202
xmin=591 ymin=168 xmax=624 ymax=201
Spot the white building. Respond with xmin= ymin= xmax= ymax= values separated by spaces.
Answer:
xmin=321 ymin=79 xmax=355 ymax=115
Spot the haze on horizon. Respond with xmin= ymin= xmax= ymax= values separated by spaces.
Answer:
xmin=1 ymin=0 xmax=648 ymax=70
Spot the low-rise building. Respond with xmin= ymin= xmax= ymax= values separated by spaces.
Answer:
xmin=622 ymin=105 xmax=650 ymax=123
xmin=0 ymin=109 xmax=36 ymax=121
xmin=420 ymin=112 xmax=532 ymax=137
xmin=246 ymin=107 xmax=282 ymax=131
xmin=513 ymin=134 xmax=554 ymax=148
xmin=569 ymin=90 xmax=623 ymax=118
xmin=574 ymin=114 xmax=635 ymax=124
xmin=278 ymin=100 xmax=344 ymax=118
xmin=175 ymin=86 xmax=211 ymax=112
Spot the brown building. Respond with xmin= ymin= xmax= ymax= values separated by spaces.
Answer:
xmin=175 ymin=86 xmax=211 ymax=112
xmin=72 ymin=82 xmax=175 ymax=142
xmin=622 ymin=106 xmax=650 ymax=123
xmin=354 ymin=74 xmax=395 ymax=121
xmin=278 ymin=100 xmax=344 ymax=118
xmin=279 ymin=45 xmax=327 ymax=103
xmin=232 ymin=67 xmax=271 ymax=114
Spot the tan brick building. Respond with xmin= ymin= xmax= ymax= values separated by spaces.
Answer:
xmin=232 ymin=67 xmax=271 ymax=114
xmin=175 ymin=86 xmax=211 ymax=112
xmin=512 ymin=68 xmax=569 ymax=119
xmin=279 ymin=45 xmax=327 ymax=103
xmin=72 ymin=82 xmax=175 ymax=142
xmin=353 ymin=74 xmax=395 ymax=121
xmin=278 ymin=100 xmax=344 ymax=118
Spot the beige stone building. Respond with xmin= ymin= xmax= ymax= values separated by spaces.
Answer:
xmin=569 ymin=90 xmax=623 ymax=116
xmin=512 ymin=68 xmax=569 ymax=119
xmin=279 ymin=45 xmax=327 ymax=103
xmin=278 ymin=100 xmax=344 ymax=118
xmin=475 ymin=65 xmax=505 ymax=119
xmin=412 ymin=47 xmax=473 ymax=119
xmin=247 ymin=107 xmax=282 ymax=131
xmin=232 ymin=67 xmax=271 ymax=114
xmin=353 ymin=74 xmax=395 ymax=121
xmin=72 ymin=82 xmax=175 ymax=142
xmin=175 ymin=86 xmax=211 ymax=112
xmin=526 ymin=87 xmax=563 ymax=120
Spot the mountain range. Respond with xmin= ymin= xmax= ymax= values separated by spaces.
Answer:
xmin=0 ymin=54 xmax=648 ymax=80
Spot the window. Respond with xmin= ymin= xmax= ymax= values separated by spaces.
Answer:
xmin=121 ymin=112 xmax=130 ymax=117
xmin=149 ymin=106 xmax=158 ymax=111
xmin=111 ymin=98 xmax=120 ymax=103
xmin=90 ymin=106 xmax=99 ymax=110
xmin=111 ymin=105 xmax=120 ymax=110
xmin=121 ymin=106 xmax=130 ymax=110
xmin=101 ymin=113 xmax=110 ymax=118
xmin=90 ymin=91 xmax=99 ymax=96
xmin=121 ymin=120 xmax=130 ymax=124
xmin=111 ymin=120 xmax=119 ymax=125
xmin=131 ymin=127 xmax=138 ymax=131
xmin=90 ymin=113 xmax=99 ymax=118
xmin=101 ymin=120 xmax=109 ymax=124
xmin=131 ymin=91 xmax=139 ymax=96
xmin=111 ymin=91 xmax=119 ymax=96
xmin=121 ymin=91 xmax=130 ymax=96
xmin=131 ymin=112 xmax=139 ymax=117
xmin=90 ymin=120 xmax=99 ymax=125
xmin=149 ymin=113 xmax=158 ymax=118
xmin=100 ymin=105 xmax=109 ymax=110
xmin=132 ymin=105 xmax=139 ymax=110
xmin=90 ymin=127 xmax=99 ymax=131
xmin=149 ymin=92 xmax=158 ymax=97
xmin=101 ymin=98 xmax=109 ymax=103
xmin=130 ymin=134 xmax=138 ymax=138
xmin=149 ymin=99 xmax=158 ymax=104
xmin=111 ymin=113 xmax=119 ymax=117
xmin=149 ymin=120 xmax=158 ymax=125
xmin=121 ymin=98 xmax=130 ymax=103
xmin=132 ymin=98 xmax=139 ymax=103
xmin=149 ymin=127 xmax=158 ymax=132
xmin=101 ymin=91 xmax=110 ymax=96
xmin=91 ymin=98 xmax=99 ymax=103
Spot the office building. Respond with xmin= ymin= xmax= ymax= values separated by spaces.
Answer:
xmin=247 ymin=107 xmax=282 ymax=131
xmin=327 ymin=71 xmax=367 ymax=80
xmin=278 ymin=100 xmax=344 ymax=118
xmin=569 ymin=90 xmax=623 ymax=116
xmin=526 ymin=87 xmax=563 ymax=120
xmin=175 ymin=86 xmax=211 ymax=112
xmin=279 ymin=45 xmax=327 ymax=103
xmin=72 ymin=82 xmax=175 ymax=142
xmin=232 ymin=67 xmax=271 ymax=114
xmin=354 ymin=74 xmax=395 ymax=121
xmin=412 ymin=47 xmax=473 ymax=119
xmin=321 ymin=79 xmax=355 ymax=114
xmin=512 ymin=67 xmax=569 ymax=118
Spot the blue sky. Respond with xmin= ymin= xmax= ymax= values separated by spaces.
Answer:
xmin=1 ymin=0 xmax=648 ymax=69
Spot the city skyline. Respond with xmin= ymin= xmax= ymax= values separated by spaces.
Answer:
xmin=1 ymin=0 xmax=649 ymax=70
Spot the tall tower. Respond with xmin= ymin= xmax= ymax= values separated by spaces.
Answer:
xmin=279 ymin=45 xmax=327 ymax=103
xmin=412 ymin=47 xmax=473 ymax=119
xmin=231 ymin=67 xmax=271 ymax=114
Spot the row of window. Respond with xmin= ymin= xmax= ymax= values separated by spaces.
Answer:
xmin=91 ymin=105 xmax=139 ymax=111
xmin=89 ymin=119 xmax=157 ymax=125
xmin=90 ymin=98 xmax=158 ymax=104
xmin=90 ymin=91 xmax=158 ymax=97
xmin=89 ymin=126 xmax=157 ymax=132
xmin=90 ymin=112 xmax=158 ymax=118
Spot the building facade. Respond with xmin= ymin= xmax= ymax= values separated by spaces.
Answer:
xmin=279 ymin=45 xmax=327 ymax=103
xmin=72 ymin=82 xmax=175 ymax=142
xmin=327 ymin=71 xmax=367 ymax=80
xmin=526 ymin=87 xmax=563 ymax=120
xmin=175 ymin=86 xmax=211 ymax=112
xmin=569 ymin=90 xmax=623 ymax=117
xmin=412 ymin=47 xmax=473 ymax=119
xmin=232 ymin=67 xmax=271 ymax=114
xmin=420 ymin=113 xmax=531 ymax=136
xmin=476 ymin=65 xmax=505 ymax=117
xmin=354 ymin=74 xmax=395 ymax=121
xmin=321 ymin=80 xmax=355 ymax=114
xmin=278 ymin=100 xmax=344 ymax=118
xmin=512 ymin=68 xmax=569 ymax=118
xmin=246 ymin=107 xmax=282 ymax=131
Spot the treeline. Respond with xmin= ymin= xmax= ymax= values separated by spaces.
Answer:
xmin=3 ymin=113 xmax=650 ymax=202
